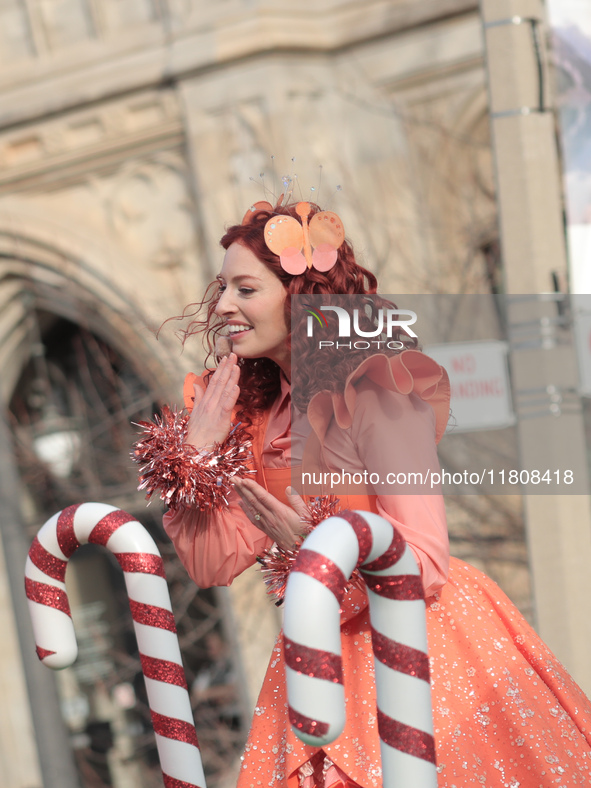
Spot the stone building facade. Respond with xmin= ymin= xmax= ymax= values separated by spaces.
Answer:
xmin=0 ymin=2 xmax=514 ymax=786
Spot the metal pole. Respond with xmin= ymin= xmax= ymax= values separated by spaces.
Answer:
xmin=480 ymin=0 xmax=591 ymax=694
xmin=0 ymin=408 xmax=81 ymax=788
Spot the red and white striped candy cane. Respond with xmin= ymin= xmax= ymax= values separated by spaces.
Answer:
xmin=25 ymin=502 xmax=206 ymax=788
xmin=283 ymin=509 xmax=437 ymax=788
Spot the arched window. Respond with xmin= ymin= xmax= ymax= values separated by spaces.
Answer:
xmin=10 ymin=312 xmax=248 ymax=788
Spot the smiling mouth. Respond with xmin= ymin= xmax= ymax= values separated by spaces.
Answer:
xmin=227 ymin=325 xmax=253 ymax=338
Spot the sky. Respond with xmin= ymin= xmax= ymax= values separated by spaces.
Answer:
xmin=547 ymin=0 xmax=591 ymax=38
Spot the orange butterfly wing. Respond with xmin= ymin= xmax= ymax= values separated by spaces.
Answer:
xmin=263 ymin=208 xmax=345 ymax=274
xmin=309 ymin=211 xmax=345 ymax=272
xmin=264 ymin=215 xmax=307 ymax=274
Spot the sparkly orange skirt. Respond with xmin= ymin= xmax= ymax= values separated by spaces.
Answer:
xmin=236 ymin=557 xmax=591 ymax=788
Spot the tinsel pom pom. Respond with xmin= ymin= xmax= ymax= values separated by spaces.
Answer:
xmin=131 ymin=405 xmax=253 ymax=511
xmin=258 ymin=496 xmax=363 ymax=605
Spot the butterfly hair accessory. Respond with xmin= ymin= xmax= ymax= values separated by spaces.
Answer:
xmin=242 ymin=200 xmax=275 ymax=224
xmin=251 ymin=201 xmax=345 ymax=275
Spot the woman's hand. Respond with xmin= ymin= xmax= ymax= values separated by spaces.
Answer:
xmin=233 ymin=478 xmax=309 ymax=550
xmin=185 ymin=353 xmax=240 ymax=450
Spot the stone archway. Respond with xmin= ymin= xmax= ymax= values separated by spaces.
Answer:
xmin=0 ymin=206 xmax=184 ymax=406
xmin=0 ymin=213 xmax=256 ymax=788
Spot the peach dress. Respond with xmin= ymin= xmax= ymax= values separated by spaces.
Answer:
xmin=164 ymin=352 xmax=591 ymax=788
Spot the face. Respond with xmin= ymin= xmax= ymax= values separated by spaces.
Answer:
xmin=215 ymin=242 xmax=290 ymax=372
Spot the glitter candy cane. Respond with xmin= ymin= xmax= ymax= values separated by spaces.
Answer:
xmin=25 ymin=502 xmax=206 ymax=788
xmin=283 ymin=510 xmax=437 ymax=788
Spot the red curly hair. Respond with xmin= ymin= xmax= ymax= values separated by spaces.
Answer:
xmin=176 ymin=202 xmax=411 ymax=422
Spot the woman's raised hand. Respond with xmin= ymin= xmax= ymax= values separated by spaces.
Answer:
xmin=233 ymin=478 xmax=309 ymax=550
xmin=185 ymin=353 xmax=240 ymax=450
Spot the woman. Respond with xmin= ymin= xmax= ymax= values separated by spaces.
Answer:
xmin=148 ymin=201 xmax=591 ymax=788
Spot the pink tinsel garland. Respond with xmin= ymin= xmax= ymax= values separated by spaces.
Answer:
xmin=131 ymin=405 xmax=253 ymax=511
xmin=257 ymin=496 xmax=364 ymax=605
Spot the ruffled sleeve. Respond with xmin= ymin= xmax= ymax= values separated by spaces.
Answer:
xmin=307 ymin=351 xmax=450 ymax=598
xmin=307 ymin=350 xmax=449 ymax=446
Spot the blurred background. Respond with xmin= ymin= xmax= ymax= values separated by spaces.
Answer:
xmin=0 ymin=1 xmax=590 ymax=786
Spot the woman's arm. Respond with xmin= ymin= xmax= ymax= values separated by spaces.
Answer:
xmin=163 ymin=479 xmax=309 ymax=587
xmin=161 ymin=353 xmax=274 ymax=587
xmin=374 ymin=493 xmax=449 ymax=599
xmin=163 ymin=492 xmax=273 ymax=587
xmin=332 ymin=379 xmax=449 ymax=598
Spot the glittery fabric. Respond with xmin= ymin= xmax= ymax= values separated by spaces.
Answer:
xmin=289 ymin=707 xmax=330 ymax=739
xmin=362 ymin=572 xmax=424 ymax=601
xmin=89 ymin=510 xmax=136 ymax=546
xmin=361 ymin=527 xmax=405 ymax=573
xmin=370 ymin=626 xmax=430 ymax=681
xmin=28 ymin=536 xmax=67 ymax=582
xmin=25 ymin=577 xmax=71 ymax=616
xmin=163 ymin=775 xmax=203 ymax=788
xmin=240 ymin=554 xmax=591 ymax=788
xmin=151 ymin=710 xmax=200 ymax=747
xmin=377 ymin=709 xmax=436 ymax=763
xmin=128 ymin=600 xmax=176 ymax=632
xmin=167 ymin=361 xmax=591 ymax=788
xmin=338 ymin=511 xmax=373 ymax=565
xmin=115 ymin=552 xmax=166 ymax=577
xmin=298 ymin=755 xmax=364 ymax=788
xmin=140 ymin=653 xmax=188 ymax=688
xmin=298 ymin=751 xmax=325 ymax=787
xmin=293 ymin=550 xmax=348 ymax=604
xmin=56 ymin=504 xmax=81 ymax=558
xmin=284 ymin=635 xmax=343 ymax=684
xmin=35 ymin=646 xmax=56 ymax=661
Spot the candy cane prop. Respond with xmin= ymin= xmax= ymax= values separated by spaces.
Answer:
xmin=25 ymin=503 xmax=206 ymax=788
xmin=283 ymin=510 xmax=437 ymax=788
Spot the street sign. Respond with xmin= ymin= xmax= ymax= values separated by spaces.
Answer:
xmin=426 ymin=341 xmax=515 ymax=432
